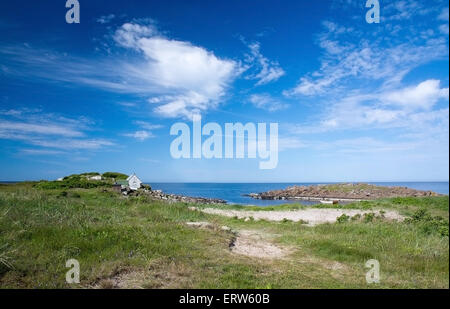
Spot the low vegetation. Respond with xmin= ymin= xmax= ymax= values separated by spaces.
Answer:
xmin=0 ymin=182 xmax=448 ymax=288
xmin=34 ymin=172 xmax=128 ymax=190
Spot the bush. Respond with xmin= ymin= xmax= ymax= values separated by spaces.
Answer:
xmin=79 ymin=172 xmax=100 ymax=176
xmin=363 ymin=212 xmax=376 ymax=223
xmin=336 ymin=214 xmax=350 ymax=223
xmin=405 ymin=209 xmax=449 ymax=237
xmin=351 ymin=214 xmax=361 ymax=221
xmin=35 ymin=177 xmax=110 ymax=190
xmin=102 ymin=172 xmax=128 ymax=180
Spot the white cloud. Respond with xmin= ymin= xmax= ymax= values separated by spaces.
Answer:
xmin=117 ymin=102 xmax=137 ymax=107
xmin=284 ymin=2 xmax=449 ymax=160
xmin=1 ymin=21 xmax=241 ymax=120
xmin=438 ymin=7 xmax=449 ymax=21
xmin=248 ymin=94 xmax=288 ymax=111
xmin=287 ymin=79 xmax=449 ymax=135
xmin=96 ymin=14 xmax=116 ymax=24
xmin=30 ymin=138 xmax=115 ymax=150
xmin=0 ymin=109 xmax=114 ymax=151
xmin=113 ymin=23 xmax=239 ymax=118
xmin=123 ymin=130 xmax=154 ymax=141
xmin=114 ymin=22 xmax=158 ymax=48
xmin=0 ymin=120 xmax=82 ymax=137
xmin=286 ymin=15 xmax=449 ymax=97
xmin=134 ymin=121 xmax=163 ymax=130
xmin=245 ymin=42 xmax=285 ymax=85
xmin=383 ymin=0 xmax=428 ymax=21
xmin=439 ymin=24 xmax=449 ymax=35
xmin=288 ymin=41 xmax=447 ymax=96
xmin=20 ymin=149 xmax=66 ymax=155
xmin=382 ymin=80 xmax=449 ymax=110
xmin=122 ymin=121 xmax=162 ymax=141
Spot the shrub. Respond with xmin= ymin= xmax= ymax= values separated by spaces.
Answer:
xmin=336 ymin=214 xmax=350 ymax=223
xmin=35 ymin=178 xmax=110 ymax=190
xmin=351 ymin=214 xmax=361 ymax=221
xmin=79 ymin=172 xmax=100 ymax=176
xmin=363 ymin=212 xmax=376 ymax=223
xmin=102 ymin=172 xmax=128 ymax=180
xmin=405 ymin=208 xmax=449 ymax=237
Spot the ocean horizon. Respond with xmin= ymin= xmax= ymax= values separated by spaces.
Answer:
xmin=148 ymin=182 xmax=449 ymax=206
xmin=1 ymin=181 xmax=448 ymax=206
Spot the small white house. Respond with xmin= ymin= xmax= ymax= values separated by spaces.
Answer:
xmin=126 ymin=173 xmax=142 ymax=190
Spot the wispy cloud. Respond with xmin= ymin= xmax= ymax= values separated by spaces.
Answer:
xmin=96 ymin=14 xmax=116 ymax=24
xmin=0 ymin=20 xmax=242 ymax=120
xmin=285 ymin=9 xmax=448 ymax=97
xmin=0 ymin=120 xmax=83 ymax=137
xmin=122 ymin=130 xmax=154 ymax=141
xmin=19 ymin=149 xmax=66 ymax=156
xmin=134 ymin=121 xmax=163 ymax=130
xmin=244 ymin=41 xmax=285 ymax=85
xmin=280 ymin=2 xmax=449 ymax=169
xmin=121 ymin=120 xmax=163 ymax=141
xmin=248 ymin=94 xmax=288 ymax=111
xmin=0 ymin=109 xmax=114 ymax=151
xmin=383 ymin=0 xmax=433 ymax=21
xmin=287 ymin=80 xmax=449 ymax=134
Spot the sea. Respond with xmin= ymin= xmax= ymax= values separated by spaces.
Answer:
xmin=148 ymin=182 xmax=449 ymax=206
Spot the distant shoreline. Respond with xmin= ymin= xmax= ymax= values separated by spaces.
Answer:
xmin=2 ymin=181 xmax=449 ymax=184
xmin=2 ymin=181 xmax=448 ymax=206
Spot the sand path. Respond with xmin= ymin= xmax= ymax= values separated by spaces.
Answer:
xmin=197 ymin=208 xmax=404 ymax=226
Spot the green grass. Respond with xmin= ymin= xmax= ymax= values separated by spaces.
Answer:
xmin=310 ymin=196 xmax=449 ymax=218
xmin=0 ymin=183 xmax=448 ymax=288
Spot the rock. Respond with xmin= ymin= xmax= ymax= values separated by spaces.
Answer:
xmin=245 ymin=183 xmax=441 ymax=201
xmin=127 ymin=187 xmax=226 ymax=205
xmin=221 ymin=226 xmax=232 ymax=232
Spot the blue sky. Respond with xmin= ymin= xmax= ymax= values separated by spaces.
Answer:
xmin=0 ymin=0 xmax=448 ymax=182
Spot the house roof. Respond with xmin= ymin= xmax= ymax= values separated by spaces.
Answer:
xmin=127 ymin=173 xmax=142 ymax=182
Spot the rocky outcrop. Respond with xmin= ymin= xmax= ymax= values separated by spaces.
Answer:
xmin=124 ymin=188 xmax=226 ymax=204
xmin=245 ymin=183 xmax=441 ymax=201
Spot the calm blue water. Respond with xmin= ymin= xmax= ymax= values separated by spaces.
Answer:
xmin=148 ymin=182 xmax=449 ymax=206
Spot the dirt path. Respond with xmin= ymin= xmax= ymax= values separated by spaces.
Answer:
xmin=229 ymin=230 xmax=289 ymax=259
xmin=185 ymin=221 xmax=290 ymax=259
xmin=196 ymin=208 xmax=404 ymax=226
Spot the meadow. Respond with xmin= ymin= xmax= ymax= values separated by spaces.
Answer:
xmin=0 ymin=183 xmax=448 ymax=289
